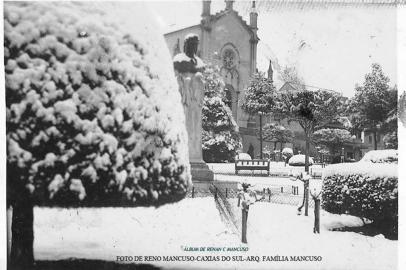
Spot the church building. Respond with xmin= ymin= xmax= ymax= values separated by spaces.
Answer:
xmin=164 ymin=0 xmax=262 ymax=157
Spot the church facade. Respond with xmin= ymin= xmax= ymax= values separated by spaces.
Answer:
xmin=164 ymin=0 xmax=262 ymax=157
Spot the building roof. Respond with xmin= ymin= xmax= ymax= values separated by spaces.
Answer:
xmin=164 ymin=24 xmax=201 ymax=37
xmin=164 ymin=7 xmax=259 ymax=42
xmin=278 ymin=82 xmax=341 ymax=95
xmin=208 ymin=9 xmax=259 ymax=41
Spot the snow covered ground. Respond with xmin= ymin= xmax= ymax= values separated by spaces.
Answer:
xmin=241 ymin=202 xmax=397 ymax=270
xmin=32 ymin=197 xmax=397 ymax=270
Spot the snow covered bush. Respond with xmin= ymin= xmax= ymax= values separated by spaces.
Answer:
xmin=282 ymin=147 xmax=293 ymax=162
xmin=5 ymin=2 xmax=191 ymax=207
xmin=360 ymin=149 xmax=398 ymax=164
xmin=6 ymin=2 xmax=193 ymax=267
xmin=202 ymin=64 xmax=241 ymax=162
xmin=236 ymin=152 xmax=252 ymax=160
xmin=322 ymin=163 xmax=398 ymax=238
xmin=288 ymin=154 xmax=313 ymax=166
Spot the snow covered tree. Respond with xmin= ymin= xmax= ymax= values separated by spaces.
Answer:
xmin=5 ymin=2 xmax=191 ymax=268
xmin=261 ymin=123 xmax=293 ymax=151
xmin=272 ymin=90 xmax=343 ymax=172
xmin=313 ymin=128 xmax=353 ymax=157
xmin=348 ymin=63 xmax=397 ymax=150
xmin=202 ymin=65 xmax=241 ymax=162
xmin=241 ymin=72 xmax=276 ymax=158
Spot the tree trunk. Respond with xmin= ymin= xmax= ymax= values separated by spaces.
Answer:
xmin=9 ymin=198 xmax=34 ymax=270
xmin=373 ymin=130 xmax=378 ymax=150
xmin=305 ymin=135 xmax=310 ymax=173
xmin=313 ymin=198 xmax=320 ymax=233
xmin=304 ymin=181 xmax=309 ymax=217
xmin=259 ymin=114 xmax=263 ymax=159
xmin=241 ymin=208 xmax=248 ymax=243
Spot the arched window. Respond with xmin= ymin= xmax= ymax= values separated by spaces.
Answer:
xmin=222 ymin=49 xmax=236 ymax=69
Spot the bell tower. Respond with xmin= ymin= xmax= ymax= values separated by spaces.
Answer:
xmin=225 ymin=0 xmax=234 ymax=10
xmin=268 ymin=60 xmax=274 ymax=83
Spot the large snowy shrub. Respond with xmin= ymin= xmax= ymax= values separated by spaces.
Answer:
xmin=322 ymin=163 xmax=398 ymax=237
xmin=5 ymin=2 xmax=191 ymax=207
xmin=202 ymin=65 xmax=241 ymax=163
xmin=360 ymin=149 xmax=398 ymax=164
xmin=288 ymin=154 xmax=314 ymax=166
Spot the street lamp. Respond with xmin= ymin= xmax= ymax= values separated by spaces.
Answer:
xmin=315 ymin=146 xmax=321 ymax=163
xmin=341 ymin=147 xmax=345 ymax=163
xmin=258 ymin=111 xmax=264 ymax=159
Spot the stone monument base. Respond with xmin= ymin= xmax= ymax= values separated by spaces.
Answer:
xmin=191 ymin=162 xmax=214 ymax=182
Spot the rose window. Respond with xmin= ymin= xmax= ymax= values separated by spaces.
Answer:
xmin=223 ymin=49 xmax=236 ymax=69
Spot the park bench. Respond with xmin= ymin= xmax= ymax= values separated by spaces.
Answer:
xmin=235 ymin=159 xmax=270 ymax=176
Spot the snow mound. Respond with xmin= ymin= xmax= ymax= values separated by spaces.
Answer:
xmin=322 ymin=162 xmax=398 ymax=179
xmin=5 ymin=2 xmax=190 ymax=206
xmin=236 ymin=153 xmax=252 ymax=160
xmin=288 ymin=154 xmax=314 ymax=166
xmin=360 ymin=149 xmax=398 ymax=164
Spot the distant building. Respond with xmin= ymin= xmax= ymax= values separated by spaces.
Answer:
xmin=360 ymin=130 xmax=386 ymax=154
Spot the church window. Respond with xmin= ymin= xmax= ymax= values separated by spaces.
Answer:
xmin=223 ymin=49 xmax=236 ymax=69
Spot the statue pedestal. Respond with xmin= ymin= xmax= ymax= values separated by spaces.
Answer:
xmin=175 ymin=70 xmax=213 ymax=182
xmin=191 ymin=161 xmax=214 ymax=182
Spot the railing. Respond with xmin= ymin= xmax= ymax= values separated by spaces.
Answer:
xmin=186 ymin=181 xmax=315 ymax=208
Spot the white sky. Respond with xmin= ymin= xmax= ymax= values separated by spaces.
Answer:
xmin=147 ymin=1 xmax=398 ymax=97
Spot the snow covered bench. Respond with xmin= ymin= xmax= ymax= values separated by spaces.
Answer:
xmin=235 ymin=159 xmax=270 ymax=176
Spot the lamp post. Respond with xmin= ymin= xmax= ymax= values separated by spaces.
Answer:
xmin=341 ymin=147 xmax=345 ymax=163
xmin=258 ymin=111 xmax=264 ymax=159
xmin=315 ymin=146 xmax=321 ymax=163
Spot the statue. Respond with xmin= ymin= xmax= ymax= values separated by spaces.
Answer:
xmin=173 ymin=34 xmax=204 ymax=74
xmin=173 ymin=34 xmax=213 ymax=182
